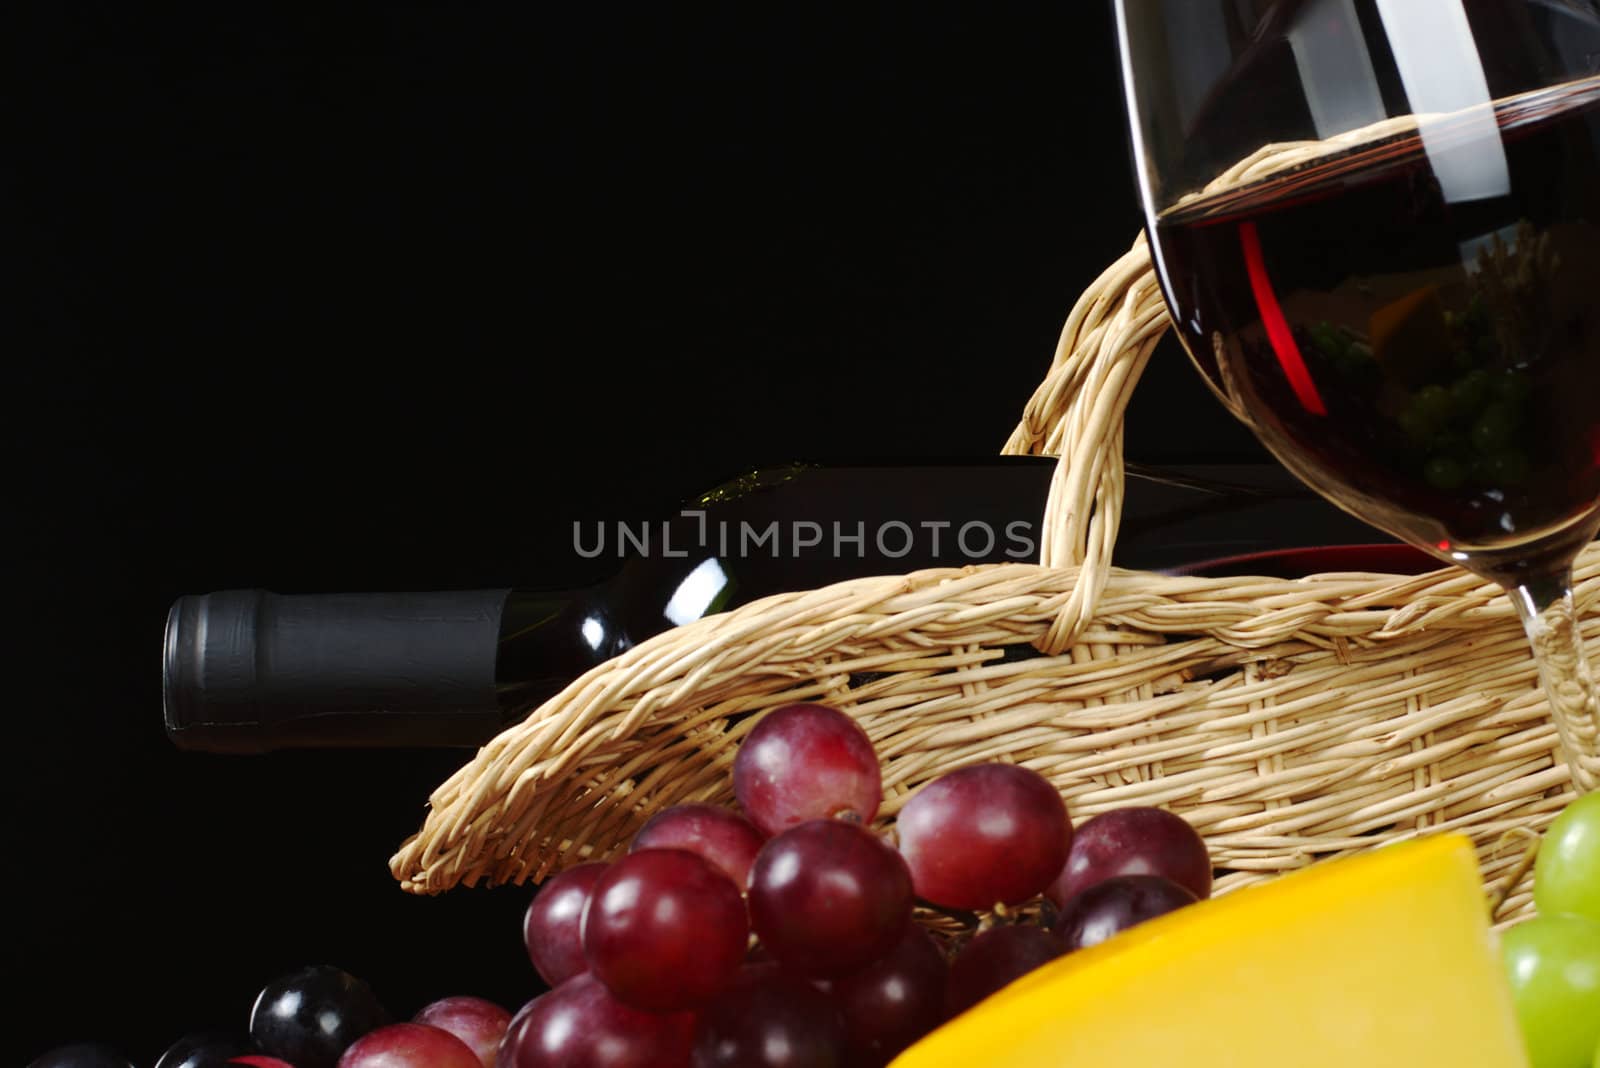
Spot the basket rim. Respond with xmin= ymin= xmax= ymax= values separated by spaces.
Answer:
xmin=1165 ymin=542 xmax=1436 ymax=578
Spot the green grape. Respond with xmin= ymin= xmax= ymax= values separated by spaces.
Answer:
xmin=1450 ymin=370 xmax=1493 ymax=419
xmin=1594 ymin=1033 xmax=1599 ymax=1068
xmin=1399 ymin=407 xmax=1433 ymax=445
xmin=1472 ymin=403 xmax=1520 ymax=454
xmin=1502 ymin=914 xmax=1600 ymax=1068
xmin=1535 ymin=793 xmax=1600 ymax=925
xmin=1400 ymin=387 xmax=1454 ymax=444
xmin=1308 ymin=321 xmax=1345 ymax=357
xmin=1413 ymin=385 xmax=1453 ymax=426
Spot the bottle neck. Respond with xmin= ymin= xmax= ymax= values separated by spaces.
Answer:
xmin=163 ymin=587 xmax=612 ymax=752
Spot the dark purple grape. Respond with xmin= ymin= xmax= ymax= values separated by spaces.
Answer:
xmin=1045 ymin=806 xmax=1211 ymax=908
xmin=691 ymin=967 xmax=847 ymax=1067
xmin=945 ymin=925 xmax=1065 ymax=1018
xmin=582 ymin=849 xmax=749 ymax=1012
xmin=507 ymin=973 xmax=695 ymax=1067
xmin=818 ymin=923 xmax=948 ymax=1067
xmin=749 ymin=820 xmax=912 ymax=978
xmin=248 ymin=965 xmax=390 ymax=1068
xmin=1053 ymin=875 xmax=1198 ymax=950
xmin=154 ymin=1034 xmax=256 ymax=1068
xmin=632 ymin=804 xmax=766 ymax=889
xmin=896 ymin=764 xmax=1071 ymax=909
xmin=523 ymin=861 xmax=608 ymax=986
xmin=336 ymin=1023 xmax=480 ymax=1068
xmin=412 ymin=997 xmax=512 ymax=1067
xmin=26 ymin=1045 xmax=134 ymax=1068
xmin=734 ymin=704 xmax=882 ymax=836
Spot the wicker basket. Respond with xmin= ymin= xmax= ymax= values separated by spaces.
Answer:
xmin=389 ymin=234 xmax=1599 ymax=925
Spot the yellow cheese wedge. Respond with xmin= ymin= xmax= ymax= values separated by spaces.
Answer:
xmin=892 ymin=834 xmax=1528 ymax=1068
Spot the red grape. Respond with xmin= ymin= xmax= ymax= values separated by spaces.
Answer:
xmin=945 ymin=925 xmax=1064 ymax=1018
xmin=582 ymin=849 xmax=748 ymax=1012
xmin=413 ymin=997 xmax=512 ymax=1068
xmin=691 ymin=966 xmax=847 ymax=1067
xmin=632 ymin=804 xmax=766 ymax=889
xmin=748 ymin=820 xmax=912 ymax=978
xmin=495 ymin=1000 xmax=538 ymax=1068
xmin=523 ymin=862 xmax=608 ymax=986
xmin=230 ymin=1060 xmax=296 ymax=1068
xmin=734 ymin=703 xmax=882 ymax=835
xmin=506 ymin=973 xmax=695 ymax=1068
xmin=896 ymin=764 xmax=1070 ymax=909
xmin=1053 ymin=874 xmax=1197 ymax=950
xmin=818 ymin=923 xmax=948 ymax=1067
xmin=1045 ymin=806 xmax=1211 ymax=908
xmin=336 ymin=1023 xmax=481 ymax=1068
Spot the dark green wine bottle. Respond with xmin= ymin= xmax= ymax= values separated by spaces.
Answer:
xmin=162 ymin=459 xmax=1364 ymax=752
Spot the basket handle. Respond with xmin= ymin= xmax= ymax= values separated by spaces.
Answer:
xmin=1003 ymin=232 xmax=1170 ymax=654
xmin=1003 ymin=122 xmax=1430 ymax=654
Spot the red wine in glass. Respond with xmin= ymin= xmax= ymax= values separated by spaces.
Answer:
xmin=1153 ymin=77 xmax=1600 ymax=588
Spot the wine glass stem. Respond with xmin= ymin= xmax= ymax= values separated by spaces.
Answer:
xmin=1511 ymin=574 xmax=1600 ymax=794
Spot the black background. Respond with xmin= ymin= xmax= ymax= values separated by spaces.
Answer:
xmin=10 ymin=5 xmax=1263 ymax=1063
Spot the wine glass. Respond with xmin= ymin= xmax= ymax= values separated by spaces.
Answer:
xmin=1113 ymin=0 xmax=1600 ymax=791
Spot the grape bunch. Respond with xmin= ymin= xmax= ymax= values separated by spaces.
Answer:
xmin=28 ymin=702 xmax=1213 ymax=1068
xmin=509 ymin=701 xmax=1213 ymax=1068
xmin=27 ymin=966 xmax=515 ymax=1068
xmin=1500 ymin=792 xmax=1600 ymax=1068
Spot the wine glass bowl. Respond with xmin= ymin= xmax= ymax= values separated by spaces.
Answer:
xmin=1114 ymin=0 xmax=1600 ymax=790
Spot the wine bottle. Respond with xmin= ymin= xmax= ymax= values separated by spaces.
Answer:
xmin=162 ymin=458 xmax=1377 ymax=753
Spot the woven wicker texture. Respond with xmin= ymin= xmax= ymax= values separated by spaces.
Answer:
xmin=390 ymin=136 xmax=1597 ymax=922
